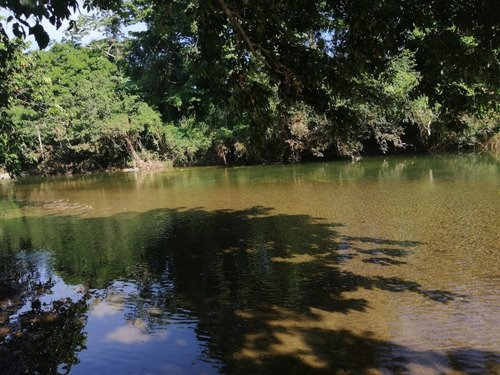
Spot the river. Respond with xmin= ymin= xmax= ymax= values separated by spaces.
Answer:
xmin=1 ymin=153 xmax=499 ymax=374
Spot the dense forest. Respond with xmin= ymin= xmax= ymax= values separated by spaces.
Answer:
xmin=1 ymin=0 xmax=499 ymax=176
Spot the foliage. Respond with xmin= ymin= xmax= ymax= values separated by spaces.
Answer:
xmin=117 ymin=0 xmax=499 ymax=161
xmin=160 ymin=118 xmax=212 ymax=165
xmin=0 ymin=35 xmax=51 ymax=176
xmin=0 ymin=0 xmax=499 ymax=174
xmin=0 ymin=40 xmax=167 ymax=175
xmin=0 ymin=0 xmax=120 ymax=48
xmin=38 ymin=42 xmax=168 ymax=173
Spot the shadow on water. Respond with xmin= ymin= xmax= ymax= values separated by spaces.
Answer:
xmin=0 ymin=206 xmax=498 ymax=374
xmin=0 ymin=251 xmax=90 ymax=375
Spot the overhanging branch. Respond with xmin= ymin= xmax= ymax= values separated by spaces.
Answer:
xmin=215 ymin=0 xmax=296 ymax=81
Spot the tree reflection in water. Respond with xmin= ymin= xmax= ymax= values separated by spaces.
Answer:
xmin=0 ymin=252 xmax=90 ymax=375
xmin=0 ymin=206 xmax=498 ymax=374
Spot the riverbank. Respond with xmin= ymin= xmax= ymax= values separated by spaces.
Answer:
xmin=2 ymin=142 xmax=499 ymax=180
xmin=486 ymin=132 xmax=500 ymax=152
xmin=0 ymin=159 xmax=172 ymax=180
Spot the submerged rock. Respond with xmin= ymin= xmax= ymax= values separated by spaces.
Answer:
xmin=147 ymin=307 xmax=164 ymax=317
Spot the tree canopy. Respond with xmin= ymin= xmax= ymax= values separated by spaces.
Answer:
xmin=1 ymin=0 xmax=499 ymax=175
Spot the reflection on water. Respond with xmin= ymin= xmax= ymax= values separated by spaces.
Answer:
xmin=1 ymin=153 xmax=499 ymax=374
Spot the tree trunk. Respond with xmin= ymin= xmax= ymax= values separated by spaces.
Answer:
xmin=35 ymin=124 xmax=44 ymax=157
xmin=124 ymin=135 xmax=143 ymax=168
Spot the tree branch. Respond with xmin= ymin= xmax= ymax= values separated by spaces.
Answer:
xmin=215 ymin=0 xmax=297 ymax=83
xmin=215 ymin=0 xmax=271 ymax=69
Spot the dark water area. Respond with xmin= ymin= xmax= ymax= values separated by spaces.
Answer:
xmin=0 ymin=154 xmax=499 ymax=374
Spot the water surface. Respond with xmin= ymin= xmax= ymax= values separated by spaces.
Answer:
xmin=1 ymin=154 xmax=499 ymax=374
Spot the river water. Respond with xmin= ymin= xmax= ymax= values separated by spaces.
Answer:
xmin=0 ymin=153 xmax=499 ymax=374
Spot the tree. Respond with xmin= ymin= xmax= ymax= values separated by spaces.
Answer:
xmin=120 ymin=0 xmax=500 ymax=157
xmin=2 ymin=0 xmax=498 ymax=101
xmin=1 ymin=0 xmax=499 ymax=172
xmin=33 ymin=41 xmax=165 ymax=173
xmin=0 ymin=32 xmax=55 ymax=175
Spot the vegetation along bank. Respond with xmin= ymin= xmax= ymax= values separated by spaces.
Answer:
xmin=1 ymin=0 xmax=499 ymax=176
